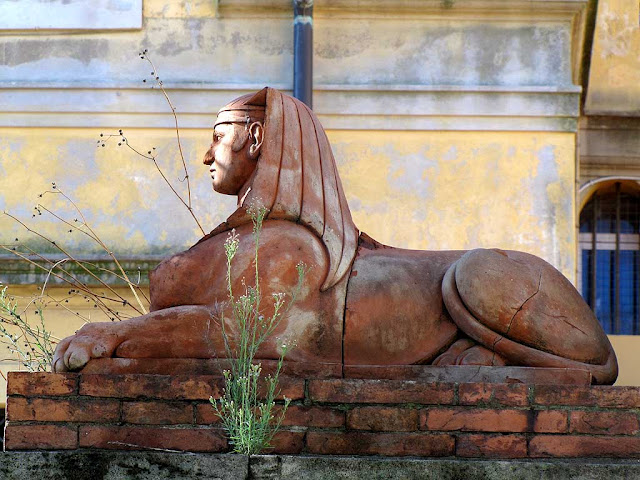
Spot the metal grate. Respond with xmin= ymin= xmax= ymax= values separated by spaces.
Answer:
xmin=579 ymin=182 xmax=640 ymax=335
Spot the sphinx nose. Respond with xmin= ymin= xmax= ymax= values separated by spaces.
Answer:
xmin=203 ymin=147 xmax=214 ymax=165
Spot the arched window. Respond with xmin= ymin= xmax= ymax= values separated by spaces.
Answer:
xmin=579 ymin=181 xmax=640 ymax=335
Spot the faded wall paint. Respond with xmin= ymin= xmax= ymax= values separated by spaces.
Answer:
xmin=585 ymin=0 xmax=640 ymax=114
xmin=0 ymin=128 xmax=234 ymax=256
xmin=330 ymin=131 xmax=577 ymax=279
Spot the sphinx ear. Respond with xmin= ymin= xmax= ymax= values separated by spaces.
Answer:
xmin=248 ymin=121 xmax=264 ymax=160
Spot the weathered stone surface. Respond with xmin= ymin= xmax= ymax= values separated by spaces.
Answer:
xmin=344 ymin=365 xmax=592 ymax=385
xmin=249 ymin=455 xmax=640 ymax=480
xmin=0 ymin=452 xmax=248 ymax=480
xmin=2 ymin=453 xmax=640 ymax=480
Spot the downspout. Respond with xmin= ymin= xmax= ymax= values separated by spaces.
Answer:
xmin=293 ymin=0 xmax=313 ymax=108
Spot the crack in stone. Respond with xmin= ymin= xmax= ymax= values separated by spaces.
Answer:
xmin=542 ymin=312 xmax=589 ymax=337
xmin=583 ymin=417 xmax=609 ymax=431
xmin=505 ymin=273 xmax=542 ymax=337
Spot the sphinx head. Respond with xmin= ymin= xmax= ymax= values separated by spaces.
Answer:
xmin=205 ymin=87 xmax=358 ymax=291
xmin=203 ymin=91 xmax=266 ymax=196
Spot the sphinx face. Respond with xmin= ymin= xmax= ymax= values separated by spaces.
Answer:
xmin=203 ymin=123 xmax=256 ymax=195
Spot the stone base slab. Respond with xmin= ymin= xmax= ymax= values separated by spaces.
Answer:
xmin=1 ymin=453 xmax=640 ymax=480
xmin=81 ymin=359 xmax=592 ymax=385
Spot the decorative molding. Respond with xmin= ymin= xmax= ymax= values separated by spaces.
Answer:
xmin=0 ymin=84 xmax=581 ymax=132
xmin=0 ymin=256 xmax=161 ymax=286
xmin=219 ymin=0 xmax=587 ymax=20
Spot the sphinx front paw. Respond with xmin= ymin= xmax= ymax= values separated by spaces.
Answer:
xmin=52 ymin=322 xmax=125 ymax=372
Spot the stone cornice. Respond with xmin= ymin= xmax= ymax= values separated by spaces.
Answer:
xmin=217 ymin=0 xmax=588 ymax=85
xmin=219 ymin=0 xmax=587 ymax=20
xmin=0 ymin=83 xmax=581 ymax=132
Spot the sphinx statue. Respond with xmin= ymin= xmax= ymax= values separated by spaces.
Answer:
xmin=53 ymin=87 xmax=618 ymax=385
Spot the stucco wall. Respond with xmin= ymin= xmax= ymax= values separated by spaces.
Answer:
xmin=585 ymin=0 xmax=640 ymax=114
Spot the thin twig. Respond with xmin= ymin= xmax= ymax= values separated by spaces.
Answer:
xmin=144 ymin=54 xmax=192 ymax=207
xmin=37 ymin=190 xmax=148 ymax=314
xmin=2 ymin=211 xmax=144 ymax=315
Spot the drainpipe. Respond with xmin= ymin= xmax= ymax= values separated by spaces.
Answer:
xmin=293 ymin=0 xmax=313 ymax=109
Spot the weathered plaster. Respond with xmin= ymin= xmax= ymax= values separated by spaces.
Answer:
xmin=0 ymin=128 xmax=234 ymax=256
xmin=585 ymin=0 xmax=640 ymax=114
xmin=330 ymin=131 xmax=576 ymax=278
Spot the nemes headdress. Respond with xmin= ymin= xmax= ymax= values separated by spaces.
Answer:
xmin=213 ymin=91 xmax=266 ymax=127
xmin=205 ymin=87 xmax=359 ymax=291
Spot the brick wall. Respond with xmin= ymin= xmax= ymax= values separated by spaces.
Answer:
xmin=4 ymin=371 xmax=640 ymax=458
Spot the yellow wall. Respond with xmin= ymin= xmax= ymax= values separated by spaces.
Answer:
xmin=608 ymin=336 xmax=640 ymax=386
xmin=0 ymin=127 xmax=234 ymax=256
xmin=331 ymin=130 xmax=577 ymax=279
xmin=585 ymin=0 xmax=640 ymax=114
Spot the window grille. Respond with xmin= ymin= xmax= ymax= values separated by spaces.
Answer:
xmin=579 ymin=182 xmax=640 ymax=334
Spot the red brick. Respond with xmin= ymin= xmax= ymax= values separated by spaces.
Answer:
xmin=6 ymin=396 xmax=119 ymax=423
xmin=421 ymin=408 xmax=528 ymax=432
xmin=195 ymin=403 xmax=222 ymax=424
xmin=267 ymin=376 xmax=305 ymax=401
xmin=533 ymin=385 xmax=640 ymax=408
xmin=308 ymin=379 xmax=454 ymax=404
xmin=569 ymin=410 xmax=640 ymax=435
xmin=457 ymin=434 xmax=527 ymax=458
xmin=79 ymin=374 xmax=303 ymax=401
xmin=79 ymin=425 xmax=227 ymax=452
xmin=4 ymin=424 xmax=77 ymax=450
xmin=306 ymin=432 xmax=454 ymax=456
xmin=122 ymin=401 xmax=193 ymax=425
xmin=459 ymin=383 xmax=529 ymax=407
xmin=7 ymin=372 xmax=77 ymax=396
xmin=533 ymin=410 xmax=568 ymax=433
xmin=269 ymin=430 xmax=305 ymax=454
xmin=80 ymin=374 xmax=223 ymax=400
xmin=83 ymin=358 xmax=341 ymax=378
xmin=279 ymin=405 xmax=344 ymax=428
xmin=347 ymin=407 xmax=418 ymax=431
xmin=529 ymin=435 xmax=640 ymax=458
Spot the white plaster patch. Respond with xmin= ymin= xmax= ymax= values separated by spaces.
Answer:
xmin=598 ymin=3 xmax=635 ymax=58
xmin=0 ymin=0 xmax=142 ymax=30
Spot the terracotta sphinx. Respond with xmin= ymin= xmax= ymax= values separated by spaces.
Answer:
xmin=53 ymin=88 xmax=618 ymax=384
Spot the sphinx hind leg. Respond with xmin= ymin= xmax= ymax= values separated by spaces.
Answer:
xmin=441 ymin=249 xmax=618 ymax=385
xmin=433 ymin=338 xmax=507 ymax=366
